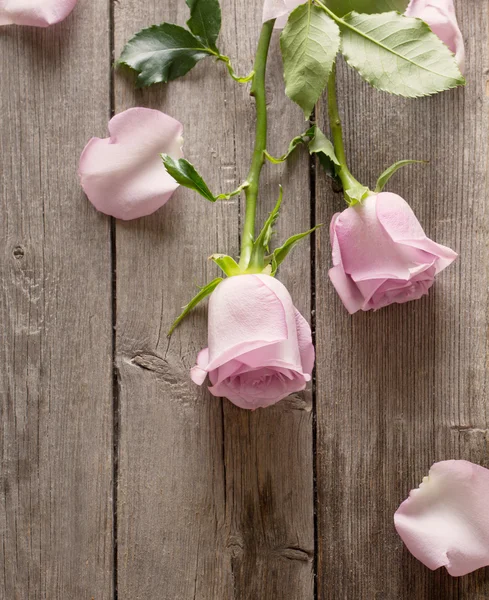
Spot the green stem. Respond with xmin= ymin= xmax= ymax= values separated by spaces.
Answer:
xmin=239 ymin=20 xmax=275 ymax=269
xmin=216 ymin=54 xmax=255 ymax=83
xmin=327 ymin=64 xmax=362 ymax=196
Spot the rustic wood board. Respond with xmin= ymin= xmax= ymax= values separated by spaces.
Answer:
xmin=315 ymin=1 xmax=489 ymax=598
xmin=113 ymin=0 xmax=314 ymax=598
xmin=0 ymin=3 xmax=113 ymax=598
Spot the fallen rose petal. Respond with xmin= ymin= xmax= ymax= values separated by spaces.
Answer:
xmin=395 ymin=460 xmax=489 ymax=576
xmin=79 ymin=107 xmax=183 ymax=220
xmin=0 ymin=0 xmax=77 ymax=27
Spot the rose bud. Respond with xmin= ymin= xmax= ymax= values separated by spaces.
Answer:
xmin=191 ymin=274 xmax=314 ymax=410
xmin=405 ymin=0 xmax=465 ymax=72
xmin=329 ymin=193 xmax=457 ymax=313
xmin=79 ymin=107 xmax=183 ymax=220
xmin=0 ymin=0 xmax=77 ymax=27
xmin=395 ymin=460 xmax=489 ymax=576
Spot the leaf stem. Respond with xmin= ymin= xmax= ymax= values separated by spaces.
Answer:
xmin=327 ymin=63 xmax=363 ymax=199
xmin=215 ymin=54 xmax=255 ymax=83
xmin=239 ymin=20 xmax=275 ymax=269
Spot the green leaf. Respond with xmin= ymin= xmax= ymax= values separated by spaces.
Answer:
xmin=168 ymin=278 xmax=223 ymax=336
xmin=325 ymin=0 xmax=409 ymax=17
xmin=281 ymin=3 xmax=340 ymax=119
xmin=118 ymin=23 xmax=212 ymax=87
xmin=375 ymin=159 xmax=427 ymax=193
xmin=210 ymin=254 xmax=242 ymax=276
xmin=186 ymin=0 xmax=221 ymax=51
xmin=338 ymin=11 xmax=465 ymax=97
xmin=269 ymin=225 xmax=321 ymax=275
xmin=162 ymin=155 xmax=216 ymax=202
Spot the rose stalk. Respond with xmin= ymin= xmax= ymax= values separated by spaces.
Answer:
xmin=190 ymin=20 xmax=315 ymax=410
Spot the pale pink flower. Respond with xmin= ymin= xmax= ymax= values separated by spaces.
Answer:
xmin=329 ymin=193 xmax=457 ymax=313
xmin=191 ymin=274 xmax=314 ymax=410
xmin=262 ymin=0 xmax=303 ymax=28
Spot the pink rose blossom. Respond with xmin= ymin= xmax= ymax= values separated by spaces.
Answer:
xmin=79 ymin=107 xmax=183 ymax=220
xmin=0 ymin=0 xmax=77 ymax=27
xmin=405 ymin=0 xmax=465 ymax=72
xmin=262 ymin=0 xmax=302 ymax=28
xmin=329 ymin=193 xmax=457 ymax=313
xmin=191 ymin=274 xmax=314 ymax=410
xmin=395 ymin=460 xmax=489 ymax=576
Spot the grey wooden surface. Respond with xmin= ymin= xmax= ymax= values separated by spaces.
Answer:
xmin=0 ymin=0 xmax=488 ymax=598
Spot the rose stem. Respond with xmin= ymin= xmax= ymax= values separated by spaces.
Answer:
xmin=238 ymin=19 xmax=275 ymax=270
xmin=327 ymin=63 xmax=363 ymax=199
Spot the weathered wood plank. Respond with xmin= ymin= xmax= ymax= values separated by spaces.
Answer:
xmin=315 ymin=1 xmax=489 ymax=598
xmin=0 ymin=4 xmax=113 ymax=599
xmin=113 ymin=0 xmax=314 ymax=597
xmin=221 ymin=11 xmax=315 ymax=600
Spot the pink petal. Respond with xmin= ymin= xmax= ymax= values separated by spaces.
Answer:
xmin=0 ymin=0 xmax=77 ymax=26
xmin=294 ymin=308 xmax=315 ymax=377
xmin=405 ymin=0 xmax=465 ymax=72
xmin=190 ymin=349 xmax=209 ymax=385
xmin=205 ymin=275 xmax=292 ymax=372
xmin=79 ymin=107 xmax=183 ymax=220
xmin=376 ymin=193 xmax=458 ymax=274
xmin=328 ymin=265 xmax=364 ymax=314
xmin=395 ymin=460 xmax=489 ymax=576
xmin=334 ymin=196 xmax=416 ymax=281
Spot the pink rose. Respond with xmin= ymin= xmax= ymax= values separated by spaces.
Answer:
xmin=395 ymin=461 xmax=489 ymax=576
xmin=79 ymin=108 xmax=183 ymax=220
xmin=0 ymin=0 xmax=77 ymax=27
xmin=329 ymin=193 xmax=457 ymax=313
xmin=191 ymin=274 xmax=314 ymax=410
xmin=405 ymin=0 xmax=465 ymax=72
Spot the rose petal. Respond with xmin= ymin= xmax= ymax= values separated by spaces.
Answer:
xmin=334 ymin=196 xmax=417 ymax=281
xmin=328 ymin=265 xmax=365 ymax=314
xmin=394 ymin=460 xmax=489 ymax=576
xmin=376 ymin=193 xmax=458 ymax=273
xmin=79 ymin=107 xmax=183 ymax=220
xmin=294 ymin=308 xmax=315 ymax=377
xmin=190 ymin=348 xmax=209 ymax=385
xmin=205 ymin=275 xmax=293 ymax=372
xmin=0 ymin=0 xmax=77 ymax=26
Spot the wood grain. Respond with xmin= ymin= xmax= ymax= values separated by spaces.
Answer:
xmin=0 ymin=3 xmax=113 ymax=599
xmin=315 ymin=1 xmax=489 ymax=598
xmin=113 ymin=0 xmax=314 ymax=598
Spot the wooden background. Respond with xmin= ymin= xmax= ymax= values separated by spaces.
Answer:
xmin=1 ymin=0 xmax=488 ymax=598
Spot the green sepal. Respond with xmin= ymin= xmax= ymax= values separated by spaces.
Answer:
xmin=168 ymin=277 xmax=223 ymax=336
xmin=186 ymin=0 xmax=221 ymax=51
xmin=281 ymin=3 xmax=341 ymax=119
xmin=210 ymin=254 xmax=242 ymax=276
xmin=324 ymin=0 xmax=409 ymax=17
xmin=118 ymin=23 xmax=212 ymax=87
xmin=345 ymin=183 xmax=371 ymax=206
xmin=267 ymin=225 xmax=322 ymax=276
xmin=162 ymin=155 xmax=216 ymax=202
xmin=375 ymin=160 xmax=428 ymax=193
xmin=248 ymin=186 xmax=283 ymax=270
